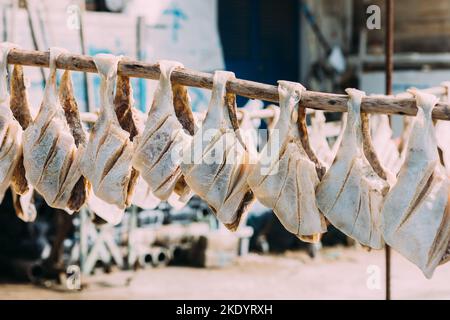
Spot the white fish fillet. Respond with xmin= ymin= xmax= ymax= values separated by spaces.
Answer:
xmin=9 ymin=60 xmax=37 ymax=221
xmin=248 ymin=81 xmax=326 ymax=242
xmin=58 ymin=66 xmax=126 ymax=224
xmin=308 ymin=110 xmax=334 ymax=167
xmin=0 ymin=43 xmax=24 ymax=203
xmin=131 ymin=176 xmax=160 ymax=210
xmin=12 ymin=188 xmax=36 ymax=222
xmin=81 ymin=54 xmax=134 ymax=210
xmin=23 ymin=47 xmax=83 ymax=212
xmin=265 ymin=104 xmax=280 ymax=133
xmin=57 ymin=69 xmax=90 ymax=212
xmin=237 ymin=109 xmax=258 ymax=159
xmin=330 ymin=114 xmax=347 ymax=160
xmin=133 ymin=60 xmax=194 ymax=203
xmin=371 ymin=114 xmax=402 ymax=174
xmin=437 ymin=81 xmax=450 ymax=176
xmin=181 ymin=71 xmax=255 ymax=231
xmin=87 ymin=192 xmax=124 ymax=226
xmin=111 ymin=73 xmax=160 ymax=210
xmin=236 ymin=108 xmax=261 ymax=216
xmin=381 ymin=90 xmax=450 ymax=278
xmin=259 ymin=104 xmax=280 ymax=152
xmin=435 ymin=120 xmax=450 ymax=176
xmin=316 ymin=89 xmax=389 ymax=249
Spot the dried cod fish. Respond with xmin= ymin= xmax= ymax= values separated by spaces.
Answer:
xmin=132 ymin=60 xmax=195 ymax=204
xmin=80 ymin=54 xmax=135 ymax=210
xmin=248 ymin=81 xmax=326 ymax=242
xmin=316 ymin=89 xmax=390 ymax=249
xmin=23 ymin=47 xmax=84 ymax=212
xmin=381 ymin=90 xmax=450 ymax=278
xmin=10 ymin=63 xmax=37 ymax=221
xmin=181 ymin=71 xmax=255 ymax=231
xmin=0 ymin=43 xmax=24 ymax=203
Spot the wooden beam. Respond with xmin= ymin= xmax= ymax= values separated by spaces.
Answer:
xmin=6 ymin=48 xmax=450 ymax=120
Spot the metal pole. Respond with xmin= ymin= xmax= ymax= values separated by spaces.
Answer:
xmin=77 ymin=3 xmax=92 ymax=113
xmin=127 ymin=205 xmax=138 ymax=268
xmin=385 ymin=1 xmax=394 ymax=96
xmin=23 ymin=0 xmax=45 ymax=89
xmin=136 ymin=16 xmax=147 ymax=111
xmin=385 ymin=0 xmax=394 ymax=301
xmin=79 ymin=208 xmax=89 ymax=274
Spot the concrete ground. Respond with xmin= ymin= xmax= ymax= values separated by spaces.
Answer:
xmin=0 ymin=246 xmax=449 ymax=299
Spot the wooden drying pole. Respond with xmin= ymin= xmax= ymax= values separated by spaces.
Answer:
xmin=5 ymin=47 xmax=450 ymax=120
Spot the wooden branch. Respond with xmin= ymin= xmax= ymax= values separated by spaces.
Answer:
xmin=7 ymin=48 xmax=450 ymax=120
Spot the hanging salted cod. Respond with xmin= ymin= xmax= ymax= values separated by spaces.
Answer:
xmin=237 ymin=108 xmax=266 ymax=215
xmin=308 ymin=110 xmax=334 ymax=167
xmin=57 ymin=68 xmax=90 ymax=210
xmin=9 ymin=61 xmax=37 ymax=221
xmin=371 ymin=114 xmax=402 ymax=174
xmin=265 ymin=104 xmax=280 ymax=132
xmin=435 ymin=119 xmax=450 ymax=175
xmin=80 ymin=54 xmax=136 ymax=210
xmin=435 ymin=82 xmax=450 ymax=176
xmin=180 ymin=71 xmax=255 ymax=231
xmin=84 ymin=72 xmax=140 ymax=223
xmin=238 ymin=99 xmax=263 ymax=154
xmin=22 ymin=48 xmax=86 ymax=212
xmin=257 ymin=104 xmax=279 ymax=151
xmin=0 ymin=43 xmax=36 ymax=221
xmin=330 ymin=113 xmax=347 ymax=160
xmin=113 ymin=72 xmax=160 ymax=210
xmin=368 ymin=92 xmax=402 ymax=175
xmin=316 ymin=89 xmax=391 ymax=249
xmin=247 ymin=81 xmax=327 ymax=242
xmin=132 ymin=60 xmax=195 ymax=206
xmin=381 ymin=90 xmax=450 ymax=278
xmin=237 ymin=105 xmax=260 ymax=158
xmin=58 ymin=60 xmax=128 ymax=224
xmin=0 ymin=43 xmax=25 ymax=203
xmin=393 ymin=89 xmax=422 ymax=168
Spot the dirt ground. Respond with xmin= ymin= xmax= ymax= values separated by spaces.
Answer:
xmin=0 ymin=246 xmax=449 ymax=300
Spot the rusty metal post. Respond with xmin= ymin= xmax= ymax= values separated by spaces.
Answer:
xmin=385 ymin=0 xmax=394 ymax=301
xmin=23 ymin=0 xmax=45 ymax=89
xmin=386 ymin=0 xmax=394 ymax=96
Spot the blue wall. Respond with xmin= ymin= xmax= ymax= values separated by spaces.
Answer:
xmin=218 ymin=0 xmax=300 ymax=107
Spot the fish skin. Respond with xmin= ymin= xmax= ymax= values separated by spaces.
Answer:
xmin=248 ymin=81 xmax=326 ymax=242
xmin=21 ymin=48 xmax=83 ymax=212
xmin=132 ymin=60 xmax=194 ymax=203
xmin=381 ymin=90 xmax=450 ymax=278
xmin=80 ymin=54 xmax=134 ymax=210
xmin=181 ymin=71 xmax=255 ymax=231
xmin=316 ymin=89 xmax=389 ymax=249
